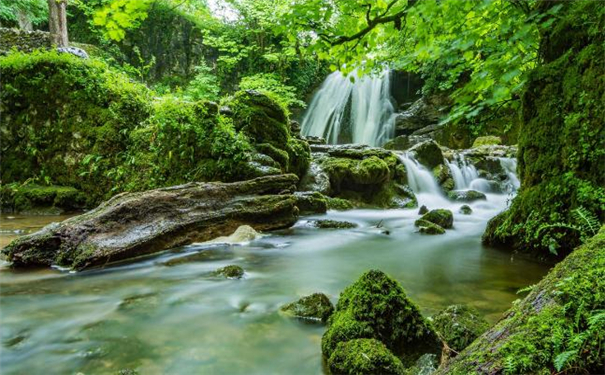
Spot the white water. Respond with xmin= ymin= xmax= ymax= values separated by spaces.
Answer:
xmin=301 ymin=69 xmax=396 ymax=146
xmin=396 ymin=153 xmax=450 ymax=207
xmin=446 ymin=155 xmax=479 ymax=190
xmin=499 ymin=157 xmax=520 ymax=193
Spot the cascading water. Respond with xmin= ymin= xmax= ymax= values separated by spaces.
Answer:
xmin=301 ymin=69 xmax=396 ymax=147
xmin=396 ymin=152 xmax=451 ymax=207
xmin=499 ymin=157 xmax=520 ymax=193
xmin=445 ymin=155 xmax=479 ymax=190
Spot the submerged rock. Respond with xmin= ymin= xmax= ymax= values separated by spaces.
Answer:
xmin=311 ymin=220 xmax=357 ymax=229
xmin=280 ymin=293 xmax=334 ymax=323
xmin=206 ymin=225 xmax=260 ymax=244
xmin=415 ymin=219 xmax=446 ymax=235
xmin=327 ymin=338 xmax=405 ymax=375
xmin=418 ymin=205 xmax=429 ymax=215
xmin=417 ymin=209 xmax=453 ymax=229
xmin=322 ymin=270 xmax=442 ymax=367
xmin=459 ymin=205 xmax=473 ymax=215
xmin=214 ymin=265 xmax=244 ymax=279
xmin=2 ymin=175 xmax=300 ymax=270
xmin=432 ymin=304 xmax=489 ymax=353
xmin=447 ymin=190 xmax=487 ymax=202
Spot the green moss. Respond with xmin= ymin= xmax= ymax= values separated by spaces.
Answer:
xmin=294 ymin=191 xmax=328 ymax=215
xmin=327 ymin=338 xmax=405 ymax=375
xmin=322 ymin=270 xmax=442 ymax=367
xmin=432 ymin=304 xmax=489 ymax=353
xmin=441 ymin=227 xmax=605 ymax=374
xmin=326 ymin=197 xmax=356 ymax=211
xmin=472 ymin=136 xmax=502 ymax=148
xmin=280 ymin=293 xmax=334 ymax=323
xmin=483 ymin=0 xmax=605 ymax=257
xmin=415 ymin=219 xmax=445 ymax=235
xmin=417 ymin=209 xmax=453 ymax=229
xmin=1 ymin=183 xmax=86 ymax=214
xmin=459 ymin=205 xmax=473 ymax=215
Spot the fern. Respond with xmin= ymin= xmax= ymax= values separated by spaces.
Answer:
xmin=554 ymin=350 xmax=577 ymax=371
xmin=503 ymin=356 xmax=517 ymax=374
xmin=572 ymin=206 xmax=600 ymax=237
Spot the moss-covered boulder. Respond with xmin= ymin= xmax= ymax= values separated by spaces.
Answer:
xmin=312 ymin=220 xmax=357 ymax=229
xmin=482 ymin=0 xmax=605 ymax=258
xmin=417 ymin=209 xmax=453 ymax=229
xmin=228 ymin=90 xmax=310 ymax=179
xmin=0 ymin=184 xmax=86 ymax=214
xmin=415 ymin=219 xmax=446 ymax=235
xmin=447 ymin=190 xmax=487 ymax=203
xmin=280 ymin=293 xmax=334 ymax=323
xmin=294 ymin=191 xmax=328 ymax=215
xmin=327 ymin=338 xmax=406 ymax=375
xmin=432 ymin=304 xmax=489 ymax=353
xmin=459 ymin=205 xmax=473 ymax=215
xmin=472 ymin=136 xmax=502 ymax=148
xmin=322 ymin=270 xmax=442 ymax=367
xmin=301 ymin=145 xmax=417 ymax=209
xmin=408 ymin=140 xmax=444 ymax=170
xmin=418 ymin=205 xmax=429 ymax=215
xmin=213 ymin=265 xmax=244 ymax=279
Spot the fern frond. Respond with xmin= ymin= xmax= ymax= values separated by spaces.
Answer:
xmin=554 ymin=350 xmax=577 ymax=371
xmin=572 ymin=206 xmax=600 ymax=236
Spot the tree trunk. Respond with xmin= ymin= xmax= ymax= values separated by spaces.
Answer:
xmin=2 ymin=174 xmax=301 ymax=270
xmin=47 ymin=0 xmax=68 ymax=47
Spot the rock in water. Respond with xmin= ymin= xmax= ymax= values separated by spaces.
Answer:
xmin=447 ymin=190 xmax=487 ymax=202
xmin=213 ymin=265 xmax=245 ymax=279
xmin=417 ymin=209 xmax=454 ymax=229
xmin=322 ymin=270 xmax=442 ymax=367
xmin=327 ymin=339 xmax=405 ymax=375
xmin=206 ymin=225 xmax=260 ymax=244
xmin=2 ymin=175 xmax=300 ymax=270
xmin=311 ymin=220 xmax=357 ymax=229
xmin=459 ymin=205 xmax=473 ymax=215
xmin=415 ymin=219 xmax=446 ymax=235
xmin=418 ymin=205 xmax=429 ymax=215
xmin=280 ymin=293 xmax=334 ymax=323
xmin=432 ymin=304 xmax=489 ymax=353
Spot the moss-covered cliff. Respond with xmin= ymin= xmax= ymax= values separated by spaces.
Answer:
xmin=0 ymin=50 xmax=309 ymax=207
xmin=483 ymin=0 xmax=605 ymax=258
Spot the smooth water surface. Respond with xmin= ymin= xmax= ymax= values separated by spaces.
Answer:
xmin=0 ymin=196 xmax=549 ymax=374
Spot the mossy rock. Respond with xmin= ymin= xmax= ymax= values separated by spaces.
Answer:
xmin=447 ymin=190 xmax=487 ymax=203
xmin=294 ymin=191 xmax=328 ymax=215
xmin=312 ymin=220 xmax=357 ymax=229
xmin=322 ymin=270 xmax=442 ymax=367
xmin=327 ymin=338 xmax=405 ymax=375
xmin=326 ymin=197 xmax=356 ymax=211
xmin=459 ymin=205 xmax=473 ymax=215
xmin=0 ymin=184 xmax=87 ymax=214
xmin=213 ymin=265 xmax=244 ymax=279
xmin=418 ymin=209 xmax=453 ymax=229
xmin=418 ymin=205 xmax=429 ymax=215
xmin=472 ymin=136 xmax=502 ymax=148
xmin=408 ymin=140 xmax=444 ymax=169
xmin=280 ymin=293 xmax=334 ymax=323
xmin=432 ymin=304 xmax=489 ymax=353
xmin=415 ymin=219 xmax=446 ymax=235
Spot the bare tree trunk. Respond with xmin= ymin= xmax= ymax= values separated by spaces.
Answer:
xmin=47 ymin=0 xmax=68 ymax=47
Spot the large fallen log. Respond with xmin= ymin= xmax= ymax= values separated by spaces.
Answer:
xmin=2 ymin=174 xmax=300 ymax=270
xmin=435 ymin=226 xmax=605 ymax=375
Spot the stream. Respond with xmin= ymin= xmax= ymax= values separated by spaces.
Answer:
xmin=0 ymin=186 xmax=549 ymax=374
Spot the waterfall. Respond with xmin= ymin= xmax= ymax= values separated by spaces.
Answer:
xmin=397 ymin=153 xmax=442 ymax=195
xmin=301 ymin=69 xmax=396 ymax=147
xmin=445 ymin=155 xmax=479 ymax=190
xmin=499 ymin=157 xmax=520 ymax=193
